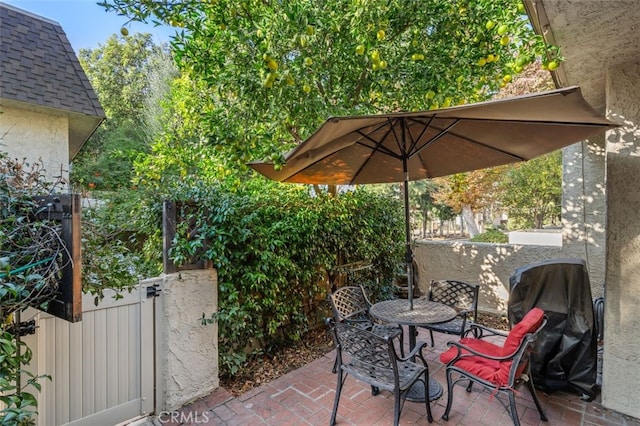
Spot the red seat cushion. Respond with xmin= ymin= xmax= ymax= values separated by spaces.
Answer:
xmin=440 ymin=338 xmax=503 ymax=382
xmin=439 ymin=308 xmax=545 ymax=386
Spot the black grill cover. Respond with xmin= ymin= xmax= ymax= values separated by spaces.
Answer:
xmin=508 ymin=258 xmax=598 ymax=399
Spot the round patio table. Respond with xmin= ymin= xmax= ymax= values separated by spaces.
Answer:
xmin=370 ymin=298 xmax=457 ymax=402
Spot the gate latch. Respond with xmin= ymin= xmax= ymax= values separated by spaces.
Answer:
xmin=146 ymin=284 xmax=162 ymax=298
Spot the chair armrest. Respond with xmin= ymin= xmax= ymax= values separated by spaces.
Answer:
xmin=464 ymin=322 xmax=508 ymax=339
xmin=445 ymin=340 xmax=516 ymax=363
xmin=398 ymin=341 xmax=428 ymax=363
xmin=344 ymin=318 xmax=371 ymax=326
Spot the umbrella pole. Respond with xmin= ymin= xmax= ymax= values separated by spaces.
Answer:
xmin=403 ymin=169 xmax=414 ymax=311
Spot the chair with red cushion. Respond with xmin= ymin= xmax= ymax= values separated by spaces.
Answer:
xmin=439 ymin=307 xmax=548 ymax=426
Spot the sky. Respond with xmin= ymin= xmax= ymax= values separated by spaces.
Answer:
xmin=2 ymin=0 xmax=178 ymax=52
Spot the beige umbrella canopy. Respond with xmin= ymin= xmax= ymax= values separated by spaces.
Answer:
xmin=249 ymin=86 xmax=617 ymax=308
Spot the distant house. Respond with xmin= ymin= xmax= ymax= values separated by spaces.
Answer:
xmin=0 ymin=2 xmax=105 ymax=181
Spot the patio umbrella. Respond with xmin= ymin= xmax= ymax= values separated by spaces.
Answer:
xmin=249 ymin=86 xmax=617 ymax=309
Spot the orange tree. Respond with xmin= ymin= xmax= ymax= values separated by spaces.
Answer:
xmin=100 ymin=0 xmax=561 ymax=172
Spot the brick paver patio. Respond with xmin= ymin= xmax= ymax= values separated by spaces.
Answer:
xmin=151 ymin=328 xmax=640 ymax=426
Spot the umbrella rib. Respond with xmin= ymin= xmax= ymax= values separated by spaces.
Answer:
xmin=354 ymin=126 xmax=403 ymax=159
xmin=423 ymin=122 xmax=528 ymax=162
xmin=409 ymin=119 xmax=461 ymax=159
xmin=348 ymin=123 xmax=402 ymax=184
xmin=405 ymin=116 xmax=437 ymax=156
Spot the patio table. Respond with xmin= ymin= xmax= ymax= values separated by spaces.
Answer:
xmin=370 ymin=298 xmax=457 ymax=402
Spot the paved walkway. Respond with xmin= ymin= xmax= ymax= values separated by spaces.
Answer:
xmin=142 ymin=330 xmax=640 ymax=426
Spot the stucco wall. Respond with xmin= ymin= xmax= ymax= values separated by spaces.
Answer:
xmin=413 ymin=241 xmax=564 ymax=313
xmin=157 ymin=269 xmax=219 ymax=411
xmin=0 ymin=105 xmax=70 ymax=181
xmin=602 ymin=62 xmax=640 ymax=419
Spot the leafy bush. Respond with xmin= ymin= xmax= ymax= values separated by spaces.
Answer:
xmin=1 ymin=152 xmax=60 ymax=423
xmin=171 ymin=179 xmax=405 ymax=377
xmin=81 ymin=190 xmax=162 ymax=304
xmin=469 ymin=228 xmax=508 ymax=243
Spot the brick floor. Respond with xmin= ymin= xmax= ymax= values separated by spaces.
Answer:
xmin=146 ymin=329 xmax=640 ymax=426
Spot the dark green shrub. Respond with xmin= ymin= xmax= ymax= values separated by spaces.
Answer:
xmin=171 ymin=179 xmax=405 ymax=377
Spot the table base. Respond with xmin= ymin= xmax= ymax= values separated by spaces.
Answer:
xmin=406 ymin=378 xmax=443 ymax=402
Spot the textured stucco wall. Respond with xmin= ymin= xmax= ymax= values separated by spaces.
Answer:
xmin=413 ymin=241 xmax=564 ymax=313
xmin=602 ymin=62 xmax=640 ymax=419
xmin=562 ymin=137 xmax=608 ymax=295
xmin=0 ymin=105 xmax=70 ymax=181
xmin=158 ymin=269 xmax=219 ymax=411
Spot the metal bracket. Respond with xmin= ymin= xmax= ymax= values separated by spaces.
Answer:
xmin=146 ymin=284 xmax=162 ymax=298
xmin=11 ymin=320 xmax=37 ymax=336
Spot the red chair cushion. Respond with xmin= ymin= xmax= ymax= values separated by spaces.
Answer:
xmin=502 ymin=307 xmax=545 ymax=357
xmin=439 ymin=308 xmax=545 ymax=386
xmin=440 ymin=338 xmax=503 ymax=382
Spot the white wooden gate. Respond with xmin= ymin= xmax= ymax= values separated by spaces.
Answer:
xmin=22 ymin=279 xmax=160 ymax=425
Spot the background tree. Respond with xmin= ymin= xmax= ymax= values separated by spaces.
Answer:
xmin=78 ymin=33 xmax=164 ymax=126
xmin=498 ymin=150 xmax=562 ymax=229
xmin=72 ymin=34 xmax=173 ymax=190
xmin=433 ymin=167 xmax=506 ymax=237
xmin=493 ymin=62 xmax=559 ymax=229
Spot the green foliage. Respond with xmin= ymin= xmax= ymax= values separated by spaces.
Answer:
xmin=81 ymin=190 xmax=161 ymax=304
xmin=170 ymin=180 xmax=404 ymax=376
xmin=498 ymin=151 xmax=562 ymax=229
xmin=0 ymin=152 xmax=61 ymax=424
xmin=469 ymin=228 xmax=508 ymax=243
xmin=0 ymin=154 xmax=66 ymax=319
xmin=0 ymin=328 xmax=50 ymax=426
xmin=72 ymin=123 xmax=148 ymax=191
xmin=100 ymin=0 xmax=561 ymax=173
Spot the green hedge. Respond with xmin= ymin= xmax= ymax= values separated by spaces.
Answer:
xmin=170 ymin=180 xmax=405 ymax=376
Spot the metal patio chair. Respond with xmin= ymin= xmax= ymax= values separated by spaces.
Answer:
xmin=439 ymin=307 xmax=548 ymax=426
xmin=326 ymin=318 xmax=433 ymax=426
xmin=328 ymin=285 xmax=404 ymax=372
xmin=420 ymin=279 xmax=479 ymax=346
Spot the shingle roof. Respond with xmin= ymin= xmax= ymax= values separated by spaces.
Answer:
xmin=0 ymin=2 xmax=105 ymax=159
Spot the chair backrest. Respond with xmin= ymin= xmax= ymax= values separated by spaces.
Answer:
xmin=328 ymin=318 xmax=395 ymax=371
xmin=497 ymin=307 xmax=546 ymax=385
xmin=594 ymin=296 xmax=604 ymax=341
xmin=428 ymin=280 xmax=479 ymax=320
xmin=329 ymin=286 xmax=371 ymax=323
